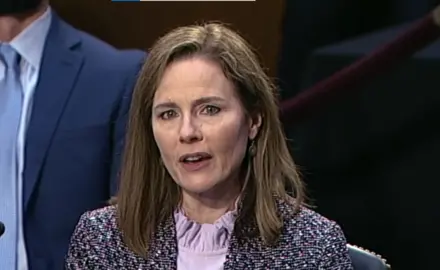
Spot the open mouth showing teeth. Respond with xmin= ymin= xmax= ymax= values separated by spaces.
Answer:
xmin=180 ymin=153 xmax=212 ymax=163
xmin=184 ymin=156 xmax=204 ymax=162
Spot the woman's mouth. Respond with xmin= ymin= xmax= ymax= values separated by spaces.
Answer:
xmin=179 ymin=152 xmax=212 ymax=172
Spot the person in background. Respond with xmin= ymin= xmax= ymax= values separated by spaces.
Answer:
xmin=65 ymin=23 xmax=353 ymax=269
xmin=0 ymin=0 xmax=145 ymax=269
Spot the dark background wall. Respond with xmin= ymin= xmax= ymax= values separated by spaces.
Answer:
xmin=277 ymin=0 xmax=440 ymax=99
xmin=278 ymin=1 xmax=440 ymax=269
xmin=50 ymin=0 xmax=284 ymax=77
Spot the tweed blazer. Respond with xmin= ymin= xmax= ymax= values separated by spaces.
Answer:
xmin=65 ymin=198 xmax=353 ymax=269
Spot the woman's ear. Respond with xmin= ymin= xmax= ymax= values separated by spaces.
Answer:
xmin=248 ymin=113 xmax=262 ymax=140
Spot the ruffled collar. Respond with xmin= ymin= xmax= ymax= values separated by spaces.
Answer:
xmin=173 ymin=203 xmax=238 ymax=253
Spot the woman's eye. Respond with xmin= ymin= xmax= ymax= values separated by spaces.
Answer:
xmin=159 ymin=110 xmax=177 ymax=120
xmin=201 ymin=105 xmax=220 ymax=115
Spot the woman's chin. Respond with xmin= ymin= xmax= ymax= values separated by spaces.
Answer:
xmin=178 ymin=178 xmax=220 ymax=196
xmin=180 ymin=184 xmax=217 ymax=195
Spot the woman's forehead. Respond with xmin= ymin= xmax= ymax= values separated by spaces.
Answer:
xmin=153 ymin=58 xmax=237 ymax=105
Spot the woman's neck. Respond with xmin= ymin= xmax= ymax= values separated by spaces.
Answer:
xmin=181 ymin=184 xmax=241 ymax=224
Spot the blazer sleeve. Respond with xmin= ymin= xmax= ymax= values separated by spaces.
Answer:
xmin=109 ymin=52 xmax=145 ymax=196
xmin=65 ymin=212 xmax=96 ymax=269
xmin=318 ymin=222 xmax=354 ymax=269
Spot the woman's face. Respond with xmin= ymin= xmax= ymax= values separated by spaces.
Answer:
xmin=152 ymin=57 xmax=260 ymax=197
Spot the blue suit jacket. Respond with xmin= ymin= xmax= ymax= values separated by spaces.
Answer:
xmin=22 ymin=13 xmax=145 ymax=269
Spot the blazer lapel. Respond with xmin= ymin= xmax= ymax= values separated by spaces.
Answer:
xmin=224 ymin=222 xmax=260 ymax=270
xmin=23 ymin=13 xmax=83 ymax=210
xmin=147 ymin=215 xmax=178 ymax=270
xmin=224 ymin=195 xmax=273 ymax=269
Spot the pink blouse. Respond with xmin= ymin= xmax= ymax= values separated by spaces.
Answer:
xmin=174 ymin=208 xmax=237 ymax=270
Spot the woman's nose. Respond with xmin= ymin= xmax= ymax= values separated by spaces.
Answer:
xmin=178 ymin=116 xmax=202 ymax=143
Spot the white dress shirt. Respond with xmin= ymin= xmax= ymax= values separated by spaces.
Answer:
xmin=0 ymin=7 xmax=52 ymax=270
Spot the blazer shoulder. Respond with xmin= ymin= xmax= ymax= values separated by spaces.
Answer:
xmin=287 ymin=207 xmax=344 ymax=239
xmin=63 ymin=24 xmax=145 ymax=72
xmin=80 ymin=32 xmax=145 ymax=71
xmin=278 ymin=200 xmax=353 ymax=269
xmin=57 ymin=17 xmax=145 ymax=65
xmin=80 ymin=205 xmax=117 ymax=226
xmin=73 ymin=205 xmax=119 ymax=240
xmin=277 ymin=198 xmax=344 ymax=238
xmin=66 ymin=206 xmax=121 ymax=268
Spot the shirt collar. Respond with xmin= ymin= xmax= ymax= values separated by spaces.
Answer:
xmin=10 ymin=6 xmax=52 ymax=69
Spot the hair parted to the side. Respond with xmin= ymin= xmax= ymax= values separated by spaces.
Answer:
xmin=115 ymin=22 xmax=306 ymax=257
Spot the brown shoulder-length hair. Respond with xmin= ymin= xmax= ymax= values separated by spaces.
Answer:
xmin=116 ymin=23 xmax=305 ymax=256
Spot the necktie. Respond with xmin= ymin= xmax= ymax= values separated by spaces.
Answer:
xmin=0 ymin=44 xmax=23 ymax=269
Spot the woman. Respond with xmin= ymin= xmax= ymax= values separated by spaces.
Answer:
xmin=65 ymin=23 xmax=353 ymax=269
